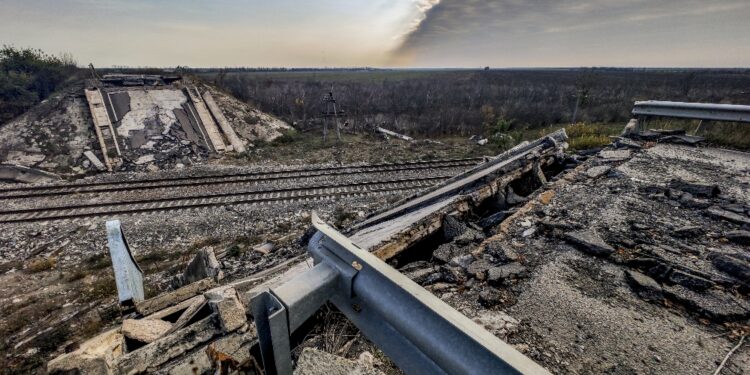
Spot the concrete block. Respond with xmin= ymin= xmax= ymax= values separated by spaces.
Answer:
xmin=47 ymin=328 xmax=124 ymax=375
xmin=122 ymin=319 xmax=172 ymax=344
xmin=206 ymin=288 xmax=247 ymax=333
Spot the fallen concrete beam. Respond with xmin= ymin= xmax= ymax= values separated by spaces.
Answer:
xmin=114 ymin=317 xmax=222 ymax=374
xmin=84 ymin=88 xmax=119 ymax=170
xmin=352 ymin=129 xmax=567 ymax=235
xmin=376 ymin=126 xmax=414 ymax=142
xmin=0 ymin=164 xmax=60 ymax=183
xmin=135 ymin=278 xmax=216 ymax=316
xmin=203 ymin=91 xmax=246 ymax=153
xmin=187 ymin=87 xmax=226 ymax=152
xmin=358 ymin=161 xmax=545 ymax=260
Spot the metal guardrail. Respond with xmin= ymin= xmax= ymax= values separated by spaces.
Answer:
xmin=632 ymin=101 xmax=750 ymax=123
xmin=106 ymin=220 xmax=144 ymax=307
xmin=251 ymin=213 xmax=550 ymax=375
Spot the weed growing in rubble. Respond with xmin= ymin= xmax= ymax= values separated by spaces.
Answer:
xmin=189 ymin=236 xmax=222 ymax=251
xmin=80 ymin=276 xmax=117 ymax=302
xmin=25 ymin=257 xmax=56 ymax=273
xmin=526 ymin=123 xmax=621 ymax=150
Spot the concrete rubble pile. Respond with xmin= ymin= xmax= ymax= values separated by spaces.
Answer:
xmin=0 ymin=74 xmax=291 ymax=179
xmin=48 ymin=246 xmax=258 ymax=374
xmin=47 ymin=125 xmax=750 ymax=374
xmin=380 ymin=125 xmax=750 ymax=373
xmin=48 ymin=130 xmax=570 ymax=374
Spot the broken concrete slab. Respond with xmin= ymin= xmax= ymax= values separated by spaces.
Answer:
xmin=478 ymin=287 xmax=505 ymax=307
xmin=206 ymin=330 xmax=258 ymax=369
xmin=598 ymin=149 xmax=632 ymax=162
xmin=202 ymin=91 xmax=246 ymax=153
xmin=625 ymin=270 xmax=663 ymax=302
xmin=663 ymin=285 xmax=750 ymax=321
xmin=47 ymin=328 xmax=124 ymax=375
xmin=174 ymin=247 xmax=224 ymax=288
xmin=564 ymin=229 xmax=616 ymax=256
xmin=487 ymin=263 xmax=528 ymax=282
xmin=585 ymin=166 xmax=611 ymax=179
xmin=466 ymin=259 xmax=493 ymax=277
xmin=706 ymin=207 xmax=750 ymax=226
xmin=432 ymin=243 xmax=468 ymax=263
xmin=206 ymin=288 xmax=247 ymax=333
xmin=725 ymin=230 xmax=750 ymax=245
xmin=613 ymin=137 xmax=642 ymax=149
xmin=472 ymin=311 xmax=519 ymax=339
xmin=442 ymin=215 xmax=468 ymax=241
xmin=483 ymin=241 xmax=520 ymax=264
xmin=145 ymin=294 xmax=203 ymax=321
xmin=136 ymin=278 xmax=216 ymax=316
xmin=505 ymin=185 xmax=528 ymax=205
xmin=660 ymin=134 xmax=705 ymax=145
xmin=122 ymin=318 xmax=172 ymax=344
xmin=163 ymin=295 xmax=207 ymax=335
xmin=83 ymin=150 xmax=106 ymax=171
xmin=294 ymin=347 xmax=383 ymax=375
xmin=711 ymin=254 xmax=750 ymax=281
xmin=668 ymin=180 xmax=720 ymax=197
xmin=668 ymin=270 xmax=714 ymax=292
xmin=477 ymin=211 xmax=506 ymax=229
xmin=115 ymin=317 xmax=221 ymax=374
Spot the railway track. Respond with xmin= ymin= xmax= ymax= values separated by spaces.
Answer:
xmin=0 ymin=158 xmax=483 ymax=199
xmin=0 ymin=175 xmax=451 ymax=224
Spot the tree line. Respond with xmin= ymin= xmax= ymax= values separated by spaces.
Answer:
xmin=0 ymin=46 xmax=77 ymax=124
xmin=201 ymin=68 xmax=750 ymax=136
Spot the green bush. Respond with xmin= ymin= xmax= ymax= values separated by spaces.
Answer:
xmin=0 ymin=46 xmax=77 ymax=123
xmin=273 ymin=129 xmax=301 ymax=144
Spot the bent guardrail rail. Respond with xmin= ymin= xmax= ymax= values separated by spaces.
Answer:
xmin=251 ymin=212 xmax=550 ymax=375
xmin=106 ymin=220 xmax=144 ymax=308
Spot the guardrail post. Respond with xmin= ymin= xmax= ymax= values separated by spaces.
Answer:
xmin=251 ymin=213 xmax=550 ymax=375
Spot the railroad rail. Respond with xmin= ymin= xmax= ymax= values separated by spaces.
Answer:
xmin=0 ymin=158 xmax=483 ymax=199
xmin=0 ymin=175 xmax=450 ymax=223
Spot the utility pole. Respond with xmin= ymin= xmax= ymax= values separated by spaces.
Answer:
xmin=88 ymin=63 xmax=101 ymax=80
xmin=321 ymin=90 xmax=345 ymax=142
xmin=570 ymin=88 xmax=590 ymax=125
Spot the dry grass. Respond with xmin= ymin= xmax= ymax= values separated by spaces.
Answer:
xmin=25 ymin=257 xmax=56 ymax=273
xmin=525 ymin=123 xmax=622 ymax=151
xmin=80 ymin=276 xmax=117 ymax=302
xmin=646 ymin=119 xmax=750 ymax=150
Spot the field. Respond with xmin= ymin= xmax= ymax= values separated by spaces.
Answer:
xmin=196 ymin=68 xmax=750 ymax=151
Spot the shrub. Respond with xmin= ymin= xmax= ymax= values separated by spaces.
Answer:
xmin=0 ymin=46 xmax=77 ymax=123
xmin=26 ymin=257 xmax=56 ymax=273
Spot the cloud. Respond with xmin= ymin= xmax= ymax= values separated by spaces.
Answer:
xmin=391 ymin=0 xmax=750 ymax=66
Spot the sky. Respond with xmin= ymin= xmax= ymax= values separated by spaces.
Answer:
xmin=1 ymin=0 xmax=748 ymax=68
